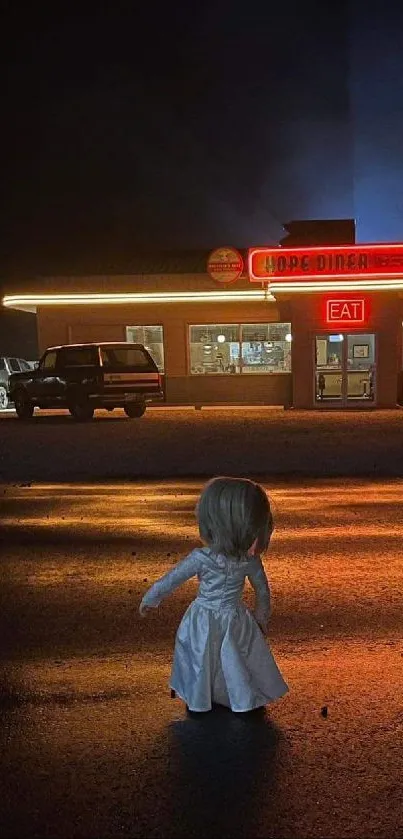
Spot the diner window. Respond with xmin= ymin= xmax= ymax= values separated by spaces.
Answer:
xmin=241 ymin=323 xmax=292 ymax=373
xmin=189 ymin=324 xmax=240 ymax=374
xmin=126 ymin=325 xmax=165 ymax=372
xmin=189 ymin=323 xmax=292 ymax=374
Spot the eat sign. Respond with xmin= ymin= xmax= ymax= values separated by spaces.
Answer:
xmin=325 ymin=298 xmax=366 ymax=324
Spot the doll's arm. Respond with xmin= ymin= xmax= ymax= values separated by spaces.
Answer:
xmin=139 ymin=551 xmax=200 ymax=614
xmin=247 ymin=556 xmax=271 ymax=634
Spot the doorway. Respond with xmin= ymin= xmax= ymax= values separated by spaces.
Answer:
xmin=315 ymin=333 xmax=376 ymax=406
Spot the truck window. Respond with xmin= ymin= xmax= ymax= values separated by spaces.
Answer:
xmin=62 ymin=347 xmax=98 ymax=366
xmin=40 ymin=351 xmax=57 ymax=370
xmin=100 ymin=346 xmax=151 ymax=369
xmin=9 ymin=358 xmax=21 ymax=372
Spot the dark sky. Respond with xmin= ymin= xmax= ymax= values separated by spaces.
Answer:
xmin=4 ymin=0 xmax=403 ymax=291
xmin=2 ymin=0 xmax=355 ymax=285
xmin=349 ymin=3 xmax=403 ymax=243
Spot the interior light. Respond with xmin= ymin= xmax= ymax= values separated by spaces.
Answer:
xmin=217 ymin=334 xmax=226 ymax=343
xmin=285 ymin=333 xmax=292 ymax=342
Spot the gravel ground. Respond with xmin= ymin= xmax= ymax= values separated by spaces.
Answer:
xmin=0 ymin=407 xmax=403 ymax=482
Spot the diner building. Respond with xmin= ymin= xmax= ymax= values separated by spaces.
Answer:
xmin=3 ymin=243 xmax=403 ymax=409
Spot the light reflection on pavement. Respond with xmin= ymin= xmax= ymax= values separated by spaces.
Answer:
xmin=0 ymin=479 xmax=402 ymax=838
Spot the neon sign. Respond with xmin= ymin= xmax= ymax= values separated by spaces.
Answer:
xmin=323 ymin=297 xmax=369 ymax=327
xmin=248 ymin=243 xmax=403 ymax=286
xmin=326 ymin=298 xmax=365 ymax=324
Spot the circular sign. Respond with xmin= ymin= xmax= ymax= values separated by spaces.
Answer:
xmin=207 ymin=247 xmax=244 ymax=284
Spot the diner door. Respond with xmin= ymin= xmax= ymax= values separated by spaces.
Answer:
xmin=314 ymin=333 xmax=376 ymax=406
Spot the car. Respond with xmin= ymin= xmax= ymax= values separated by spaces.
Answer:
xmin=8 ymin=342 xmax=164 ymax=421
xmin=0 ymin=356 xmax=36 ymax=410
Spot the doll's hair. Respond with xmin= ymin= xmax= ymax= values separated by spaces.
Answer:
xmin=196 ymin=476 xmax=273 ymax=560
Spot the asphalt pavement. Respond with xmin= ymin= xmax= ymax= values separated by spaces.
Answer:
xmin=0 ymin=478 xmax=402 ymax=838
xmin=1 ymin=406 xmax=403 ymax=481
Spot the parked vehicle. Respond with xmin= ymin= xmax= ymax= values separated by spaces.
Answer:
xmin=8 ymin=342 xmax=164 ymax=421
xmin=0 ymin=356 xmax=35 ymax=409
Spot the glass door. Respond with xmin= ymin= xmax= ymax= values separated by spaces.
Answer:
xmin=315 ymin=333 xmax=376 ymax=406
xmin=315 ymin=335 xmax=343 ymax=402
xmin=346 ymin=334 xmax=376 ymax=403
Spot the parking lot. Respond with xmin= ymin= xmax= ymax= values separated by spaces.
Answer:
xmin=1 ymin=406 xmax=403 ymax=483
xmin=1 ymin=408 xmax=403 ymax=837
xmin=1 ymin=478 xmax=402 ymax=838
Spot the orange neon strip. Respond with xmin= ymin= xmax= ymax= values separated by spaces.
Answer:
xmin=1 ymin=289 xmax=274 ymax=310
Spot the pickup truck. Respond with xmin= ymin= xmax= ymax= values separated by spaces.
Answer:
xmin=0 ymin=356 xmax=36 ymax=409
xmin=8 ymin=342 xmax=164 ymax=420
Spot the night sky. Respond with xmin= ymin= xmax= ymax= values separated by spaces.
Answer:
xmin=2 ymin=0 xmax=403 ymax=293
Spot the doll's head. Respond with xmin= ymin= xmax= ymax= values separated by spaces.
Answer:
xmin=196 ymin=476 xmax=273 ymax=560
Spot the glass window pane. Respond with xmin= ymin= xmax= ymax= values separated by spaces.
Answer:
xmin=241 ymin=323 xmax=292 ymax=373
xmin=41 ymin=351 xmax=57 ymax=370
xmin=347 ymin=334 xmax=376 ymax=401
xmin=63 ymin=347 xmax=98 ymax=366
xmin=315 ymin=335 xmax=343 ymax=401
xmin=100 ymin=346 xmax=151 ymax=369
xmin=9 ymin=358 xmax=21 ymax=372
xmin=126 ymin=326 xmax=164 ymax=372
xmin=189 ymin=324 xmax=240 ymax=374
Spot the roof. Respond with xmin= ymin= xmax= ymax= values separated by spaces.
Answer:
xmin=4 ymin=248 xmax=248 ymax=282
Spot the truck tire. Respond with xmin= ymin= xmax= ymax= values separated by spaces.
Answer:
xmin=124 ymin=402 xmax=146 ymax=418
xmin=14 ymin=389 xmax=34 ymax=419
xmin=0 ymin=385 xmax=8 ymax=410
xmin=68 ymin=399 xmax=94 ymax=422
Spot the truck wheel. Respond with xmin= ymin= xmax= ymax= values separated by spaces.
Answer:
xmin=14 ymin=389 xmax=34 ymax=419
xmin=0 ymin=385 xmax=8 ymax=410
xmin=124 ymin=402 xmax=146 ymax=418
xmin=69 ymin=400 xmax=94 ymax=422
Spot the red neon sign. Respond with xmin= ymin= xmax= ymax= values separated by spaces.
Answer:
xmin=323 ymin=296 xmax=369 ymax=327
xmin=248 ymin=243 xmax=403 ymax=283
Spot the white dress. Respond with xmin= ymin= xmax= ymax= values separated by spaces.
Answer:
xmin=140 ymin=547 xmax=288 ymax=712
